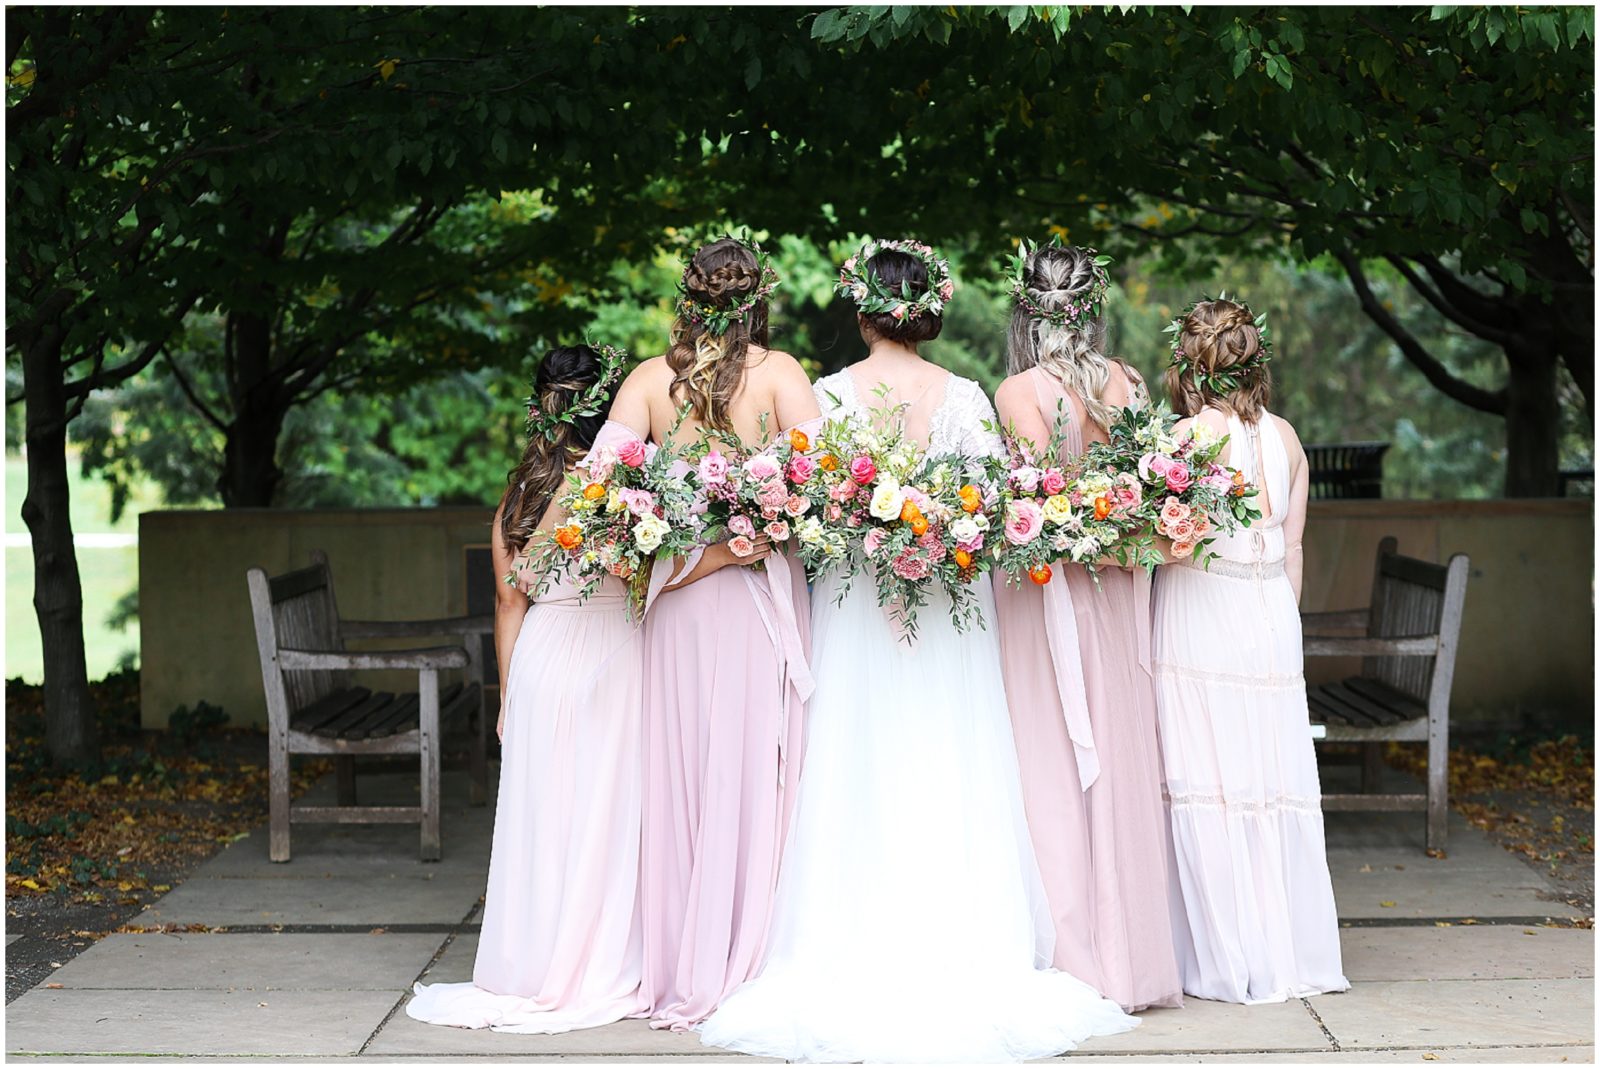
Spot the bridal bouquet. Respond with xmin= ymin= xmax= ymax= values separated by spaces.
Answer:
xmin=692 ymin=423 xmax=841 ymax=568
xmin=813 ymin=410 xmax=996 ymax=641
xmin=1102 ymin=405 xmax=1262 ymax=566
xmin=529 ymin=431 xmax=703 ymax=616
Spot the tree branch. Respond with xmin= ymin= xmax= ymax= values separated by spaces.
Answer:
xmin=1335 ymin=250 xmax=1508 ymax=415
xmin=1384 ymin=255 xmax=1517 ymax=346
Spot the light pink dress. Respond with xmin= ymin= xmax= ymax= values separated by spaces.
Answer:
xmin=638 ymin=426 xmax=815 ymax=1032
xmin=406 ymin=567 xmax=647 ymax=1033
xmin=993 ymin=367 xmax=1184 ymax=1013
xmin=1153 ymin=407 xmax=1348 ymax=1003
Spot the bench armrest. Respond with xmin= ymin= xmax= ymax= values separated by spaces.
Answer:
xmin=1301 ymin=609 xmax=1369 ymax=632
xmin=279 ymin=646 xmax=470 ymax=671
xmin=340 ymin=614 xmax=495 ymax=639
xmin=1303 ymin=635 xmax=1438 ymax=658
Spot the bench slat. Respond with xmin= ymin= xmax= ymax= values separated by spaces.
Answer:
xmin=290 ymin=687 xmax=372 ymax=734
xmin=1323 ymin=680 xmax=1409 ymax=726
xmin=362 ymin=693 xmax=421 ymax=738
xmin=312 ymin=691 xmax=396 ymax=738
xmin=1380 ymin=553 xmax=1451 ymax=592
xmin=268 ymin=564 xmax=331 ymax=603
xmin=1308 ymin=683 xmax=1385 ymax=728
xmin=1344 ymin=676 xmax=1429 ymax=721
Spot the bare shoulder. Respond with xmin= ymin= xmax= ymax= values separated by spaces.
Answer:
xmin=1269 ymin=412 xmax=1306 ymax=462
xmin=628 ymin=354 xmax=672 ymax=383
xmin=1103 ymin=360 xmax=1140 ymax=406
xmin=993 ymin=372 xmax=1035 ymax=413
xmin=749 ymin=345 xmax=807 ymax=377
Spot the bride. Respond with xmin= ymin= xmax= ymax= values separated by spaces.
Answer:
xmin=698 ymin=240 xmax=1139 ymax=1063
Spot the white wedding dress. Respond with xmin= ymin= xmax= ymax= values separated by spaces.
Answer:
xmin=698 ymin=371 xmax=1138 ymax=1063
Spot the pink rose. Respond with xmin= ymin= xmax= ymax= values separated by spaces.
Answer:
xmin=744 ymin=454 xmax=782 ymax=481
xmin=757 ymin=479 xmax=789 ymax=509
xmin=729 ymin=514 xmax=755 ymax=538
xmin=847 ymin=511 xmax=864 ymax=528
xmin=1171 ymin=518 xmax=1196 ymax=543
xmin=1005 ymin=499 xmax=1045 ymax=545
xmin=1159 ymin=498 xmax=1191 ymax=528
xmin=1041 ymin=469 xmax=1066 ymax=496
xmin=890 ymin=304 xmax=907 ymax=320
xmin=728 ymin=535 xmax=756 ymax=558
xmin=902 ymin=486 xmax=933 ymax=514
xmin=617 ymin=437 xmax=647 ymax=469
xmin=765 ymin=520 xmax=791 ymax=541
xmin=825 ymin=503 xmax=843 ymax=522
xmin=1010 ymin=466 xmax=1041 ymax=495
xmin=939 ymin=279 xmax=954 ymax=300
xmin=957 ymin=532 xmax=984 ymax=553
xmin=786 ymin=454 xmax=818 ymax=484
xmin=849 ymin=456 xmax=877 ymax=485
xmin=1171 ymin=538 xmax=1196 ymax=559
xmin=918 ymin=530 xmax=947 ymax=564
xmin=1113 ymin=473 xmax=1142 ymax=509
xmin=698 ymin=452 xmax=730 ymax=485
xmin=617 ymin=487 xmax=656 ymax=516
xmin=843 ymin=256 xmax=857 ymax=271
xmin=1165 ymin=465 xmax=1192 ymax=493
xmin=891 ymin=550 xmax=931 ymax=580
xmin=1202 ymin=472 xmax=1232 ymax=494
xmin=831 ymin=478 xmax=859 ymax=503
xmin=761 ymin=505 xmax=779 ymax=520
xmin=863 ymin=528 xmax=887 ymax=557
xmin=784 ymin=494 xmax=810 ymax=517
xmin=1140 ymin=453 xmax=1173 ymax=483
xmin=1192 ymin=516 xmax=1211 ymax=538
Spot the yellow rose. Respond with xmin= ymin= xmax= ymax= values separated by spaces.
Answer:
xmin=1042 ymin=494 xmax=1076 ymax=526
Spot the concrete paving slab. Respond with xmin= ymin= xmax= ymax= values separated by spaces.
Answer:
xmin=203 ymin=820 xmax=493 ymax=880
xmin=1058 ymin=1048 xmax=1593 ymax=1062
xmin=1309 ymin=978 xmax=1594 ymax=1049
xmin=365 ymin=1013 xmax=760 ymax=1058
xmin=5 ymin=988 xmax=399 ymax=1055
xmin=48 ymin=931 xmax=446 ymax=991
xmin=1073 ymin=995 xmax=1331 ymax=1055
xmin=416 ymin=930 xmax=478 ymax=984
xmin=1328 ymin=850 xmax=1580 ymax=920
xmin=129 ymin=871 xmax=484 ymax=928
xmin=1340 ymin=925 xmax=1595 ymax=982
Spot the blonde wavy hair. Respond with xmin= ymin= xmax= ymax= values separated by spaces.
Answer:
xmin=1006 ymin=242 xmax=1139 ymax=428
xmin=1164 ymin=298 xmax=1272 ymax=423
xmin=666 ymin=237 xmax=769 ymax=435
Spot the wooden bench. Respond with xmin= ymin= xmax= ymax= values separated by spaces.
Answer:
xmin=1302 ymin=536 xmax=1470 ymax=851
xmin=247 ymin=550 xmax=493 ymax=861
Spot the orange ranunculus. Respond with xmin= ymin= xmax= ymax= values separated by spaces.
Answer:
xmin=1094 ymin=494 xmax=1111 ymax=521
xmin=818 ymin=453 xmax=839 ymax=472
xmin=1231 ymin=469 xmax=1246 ymax=486
xmin=582 ymin=482 xmax=606 ymax=501
xmin=953 ymin=548 xmax=973 ymax=569
xmin=959 ymin=484 xmax=982 ymax=513
xmin=900 ymin=500 xmax=922 ymax=524
xmin=910 ymin=516 xmax=930 ymax=537
xmin=789 ymin=429 xmax=810 ymax=453
xmin=1028 ymin=563 xmax=1053 ymax=585
xmin=554 ymin=525 xmax=582 ymax=551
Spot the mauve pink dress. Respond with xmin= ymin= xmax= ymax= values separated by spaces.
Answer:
xmin=638 ymin=425 xmax=815 ymax=1032
xmin=993 ymin=367 xmax=1184 ymax=1012
xmin=406 ymin=567 xmax=647 ymax=1032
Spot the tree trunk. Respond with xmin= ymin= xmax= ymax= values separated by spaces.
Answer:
xmin=19 ymin=325 xmax=100 ymax=765
xmin=218 ymin=310 xmax=287 ymax=507
xmin=1502 ymin=340 xmax=1562 ymax=498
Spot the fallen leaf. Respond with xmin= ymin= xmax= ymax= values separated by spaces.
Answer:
xmin=49 ymin=961 xmax=62 ymax=968
xmin=1380 ymin=900 xmax=1397 ymax=908
xmin=369 ymin=928 xmax=386 ymax=935
xmin=1524 ymin=929 xmax=1539 ymax=935
xmin=44 ymin=982 xmax=62 ymax=989
xmin=1358 ymin=864 xmax=1373 ymax=873
xmin=1422 ymin=1053 xmax=1439 ymax=1061
xmin=1460 ymin=917 xmax=1479 ymax=925
xmin=258 ymin=1001 xmax=269 ymax=1008
xmin=1434 ymin=921 xmax=1453 ymax=927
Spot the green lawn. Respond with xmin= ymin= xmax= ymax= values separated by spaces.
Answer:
xmin=7 ymin=452 xmax=160 ymax=682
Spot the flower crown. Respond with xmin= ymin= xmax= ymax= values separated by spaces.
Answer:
xmin=673 ymin=232 xmax=781 ymax=337
xmin=1164 ymin=293 xmax=1274 ymax=396
xmin=835 ymin=237 xmax=954 ymax=320
xmin=1008 ymin=235 xmax=1113 ymax=330
xmin=524 ymin=343 xmax=627 ymax=443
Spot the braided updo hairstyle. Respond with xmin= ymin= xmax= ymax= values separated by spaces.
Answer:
xmin=1165 ymin=298 xmax=1272 ymax=423
xmin=499 ymin=345 xmax=614 ymax=551
xmin=859 ymin=249 xmax=944 ymax=345
xmin=667 ymin=237 xmax=769 ymax=435
xmin=1005 ymin=243 xmax=1130 ymax=428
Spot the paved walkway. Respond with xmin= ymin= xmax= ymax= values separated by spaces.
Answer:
xmin=6 ymin=762 xmax=1592 ymax=1062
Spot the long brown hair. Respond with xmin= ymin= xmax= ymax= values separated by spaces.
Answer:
xmin=1165 ymin=298 xmax=1272 ymax=423
xmin=500 ymin=345 xmax=614 ymax=551
xmin=666 ymin=237 xmax=769 ymax=435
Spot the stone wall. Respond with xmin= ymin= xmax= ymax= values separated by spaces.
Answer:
xmin=140 ymin=501 xmax=1593 ymax=732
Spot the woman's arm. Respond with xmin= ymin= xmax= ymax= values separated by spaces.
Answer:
xmin=1278 ymin=418 xmax=1311 ymax=604
xmin=489 ymin=502 xmax=532 ymax=741
xmin=994 ymin=376 xmax=1051 ymax=463
xmin=768 ymin=349 xmax=823 ymax=434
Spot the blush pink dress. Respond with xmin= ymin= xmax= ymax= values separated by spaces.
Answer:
xmin=406 ymin=566 xmax=647 ymax=1033
xmin=993 ymin=368 xmax=1184 ymax=1012
xmin=636 ymin=421 xmax=815 ymax=1032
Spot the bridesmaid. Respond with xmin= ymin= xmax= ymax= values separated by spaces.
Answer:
xmin=992 ymin=241 xmax=1184 ymax=1012
xmin=604 ymin=236 xmax=822 ymax=1031
xmin=406 ymin=343 xmax=648 ymax=1033
xmin=1154 ymin=297 xmax=1348 ymax=1003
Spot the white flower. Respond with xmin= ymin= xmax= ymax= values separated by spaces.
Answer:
xmin=1189 ymin=422 xmax=1220 ymax=449
xmin=796 ymin=517 xmax=826 ymax=546
xmin=1157 ymin=432 xmax=1180 ymax=454
xmin=1071 ymin=534 xmax=1101 ymax=561
xmin=972 ymin=511 xmax=991 ymax=532
xmin=1076 ymin=473 xmax=1113 ymax=496
xmin=633 ymin=514 xmax=671 ymax=554
xmin=606 ymin=489 xmax=627 ymax=515
xmin=949 ymin=516 xmax=980 ymax=544
xmin=1051 ymin=532 xmax=1073 ymax=553
xmin=868 ymin=479 xmax=906 ymax=522
xmin=581 ymin=549 xmax=601 ymax=565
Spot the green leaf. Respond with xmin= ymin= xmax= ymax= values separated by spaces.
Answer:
xmin=745 ymin=55 xmax=762 ymax=89
xmin=810 ymin=9 xmax=843 ymax=41
xmin=1232 ymin=49 xmax=1250 ymax=78
xmin=1007 ymin=6 xmax=1028 ymax=32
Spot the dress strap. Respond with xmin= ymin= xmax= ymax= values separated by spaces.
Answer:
xmin=1029 ymin=367 xmax=1083 ymax=459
